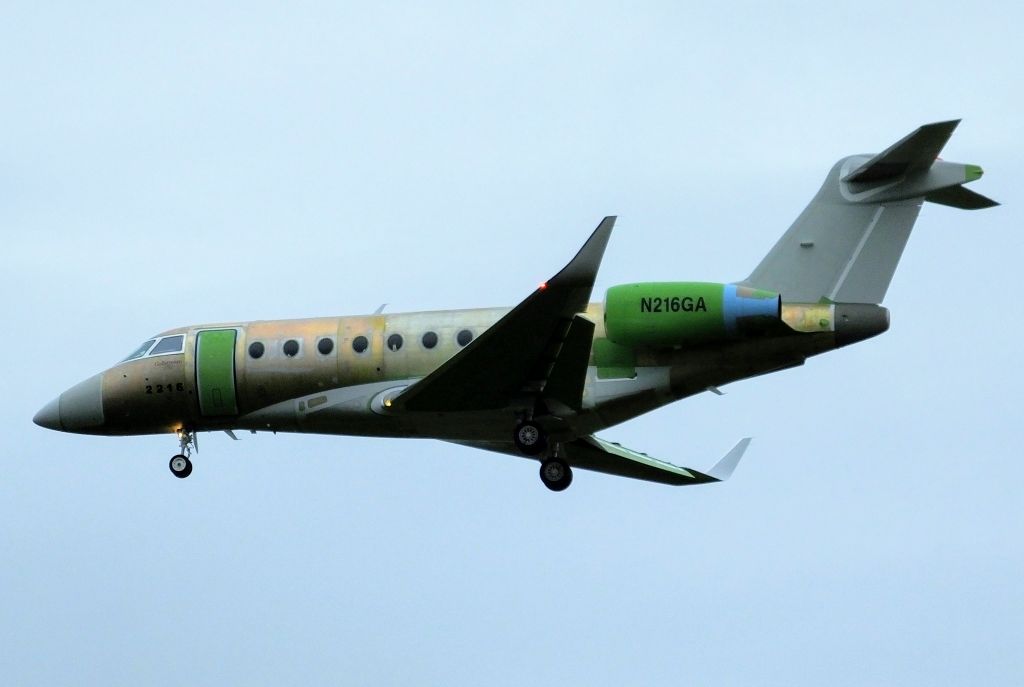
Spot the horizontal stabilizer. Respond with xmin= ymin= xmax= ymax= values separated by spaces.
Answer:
xmin=926 ymin=184 xmax=1000 ymax=210
xmin=842 ymin=119 xmax=960 ymax=183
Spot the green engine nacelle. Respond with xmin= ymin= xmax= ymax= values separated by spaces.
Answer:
xmin=604 ymin=282 xmax=781 ymax=347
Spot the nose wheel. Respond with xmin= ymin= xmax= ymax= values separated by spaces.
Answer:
xmin=169 ymin=454 xmax=193 ymax=478
xmin=539 ymin=457 xmax=572 ymax=491
xmin=169 ymin=428 xmax=197 ymax=479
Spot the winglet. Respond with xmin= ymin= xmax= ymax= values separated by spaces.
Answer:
xmin=705 ymin=437 xmax=751 ymax=482
xmin=551 ymin=216 xmax=616 ymax=287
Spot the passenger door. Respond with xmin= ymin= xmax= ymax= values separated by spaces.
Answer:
xmin=195 ymin=329 xmax=238 ymax=416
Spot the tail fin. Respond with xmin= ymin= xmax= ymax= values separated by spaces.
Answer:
xmin=741 ymin=120 xmax=997 ymax=304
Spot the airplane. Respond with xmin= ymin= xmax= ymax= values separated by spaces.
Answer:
xmin=34 ymin=120 xmax=996 ymax=491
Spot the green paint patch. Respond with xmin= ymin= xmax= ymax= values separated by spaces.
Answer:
xmin=593 ymin=338 xmax=636 ymax=379
xmin=605 ymin=282 xmax=727 ymax=347
xmin=196 ymin=329 xmax=238 ymax=416
xmin=965 ymin=164 xmax=984 ymax=182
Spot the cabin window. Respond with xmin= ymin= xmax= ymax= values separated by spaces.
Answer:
xmin=387 ymin=334 xmax=403 ymax=352
xmin=317 ymin=337 xmax=334 ymax=355
xmin=352 ymin=336 xmax=369 ymax=354
xmin=457 ymin=329 xmax=474 ymax=347
xmin=283 ymin=339 xmax=300 ymax=357
xmin=248 ymin=341 xmax=265 ymax=359
xmin=149 ymin=335 xmax=185 ymax=356
xmin=421 ymin=331 xmax=438 ymax=349
xmin=121 ymin=340 xmax=156 ymax=362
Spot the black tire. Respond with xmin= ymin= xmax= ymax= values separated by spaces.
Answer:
xmin=539 ymin=458 xmax=572 ymax=492
xmin=169 ymin=454 xmax=193 ymax=479
xmin=513 ymin=421 xmax=547 ymax=456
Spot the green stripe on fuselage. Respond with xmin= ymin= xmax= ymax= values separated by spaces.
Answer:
xmin=196 ymin=329 xmax=238 ymax=416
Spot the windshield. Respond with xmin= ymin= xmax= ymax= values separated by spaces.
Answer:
xmin=149 ymin=335 xmax=185 ymax=356
xmin=121 ymin=339 xmax=156 ymax=362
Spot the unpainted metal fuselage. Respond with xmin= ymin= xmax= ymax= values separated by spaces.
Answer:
xmin=52 ymin=301 xmax=877 ymax=443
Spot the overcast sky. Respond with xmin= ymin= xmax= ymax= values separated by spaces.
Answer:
xmin=2 ymin=2 xmax=1021 ymax=685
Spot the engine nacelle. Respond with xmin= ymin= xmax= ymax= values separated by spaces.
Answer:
xmin=604 ymin=282 xmax=781 ymax=347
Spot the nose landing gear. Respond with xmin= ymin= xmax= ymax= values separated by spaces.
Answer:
xmin=170 ymin=429 xmax=197 ymax=479
xmin=169 ymin=454 xmax=192 ymax=478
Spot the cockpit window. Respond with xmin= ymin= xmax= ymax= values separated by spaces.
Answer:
xmin=149 ymin=335 xmax=185 ymax=356
xmin=122 ymin=340 xmax=156 ymax=362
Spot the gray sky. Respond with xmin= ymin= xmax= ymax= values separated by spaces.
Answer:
xmin=2 ymin=2 xmax=1022 ymax=684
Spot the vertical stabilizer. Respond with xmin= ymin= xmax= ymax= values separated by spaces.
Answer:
xmin=740 ymin=121 xmax=996 ymax=304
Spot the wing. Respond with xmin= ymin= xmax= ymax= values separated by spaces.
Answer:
xmin=457 ymin=436 xmax=751 ymax=486
xmin=563 ymin=435 xmax=750 ymax=485
xmin=393 ymin=217 xmax=615 ymax=412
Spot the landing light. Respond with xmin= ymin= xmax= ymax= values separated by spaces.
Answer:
xmin=370 ymin=386 xmax=407 ymax=415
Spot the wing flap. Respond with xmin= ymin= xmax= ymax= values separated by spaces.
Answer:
xmin=540 ymin=315 xmax=595 ymax=413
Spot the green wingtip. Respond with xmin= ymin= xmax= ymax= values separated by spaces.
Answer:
xmin=965 ymin=164 xmax=984 ymax=182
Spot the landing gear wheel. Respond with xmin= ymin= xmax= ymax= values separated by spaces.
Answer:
xmin=513 ymin=421 xmax=547 ymax=456
xmin=539 ymin=458 xmax=572 ymax=492
xmin=169 ymin=454 xmax=193 ymax=479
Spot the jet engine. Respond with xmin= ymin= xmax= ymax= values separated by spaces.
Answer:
xmin=604 ymin=282 xmax=781 ymax=347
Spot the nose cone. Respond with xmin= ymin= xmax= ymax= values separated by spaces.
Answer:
xmin=33 ymin=373 xmax=106 ymax=433
xmin=33 ymin=397 xmax=62 ymax=430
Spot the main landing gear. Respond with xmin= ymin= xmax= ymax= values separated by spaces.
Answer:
xmin=170 ymin=429 xmax=196 ymax=479
xmin=539 ymin=457 xmax=572 ymax=492
xmin=513 ymin=420 xmax=573 ymax=491
xmin=513 ymin=420 xmax=547 ymax=455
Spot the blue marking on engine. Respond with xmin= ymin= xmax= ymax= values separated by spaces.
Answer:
xmin=723 ymin=284 xmax=780 ymax=334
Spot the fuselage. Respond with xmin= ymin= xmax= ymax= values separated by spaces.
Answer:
xmin=34 ymin=301 xmax=888 ymax=444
